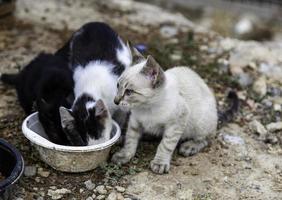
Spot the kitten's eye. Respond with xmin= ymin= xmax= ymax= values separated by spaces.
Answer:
xmin=117 ymin=83 xmax=119 ymax=88
xmin=125 ymin=89 xmax=133 ymax=96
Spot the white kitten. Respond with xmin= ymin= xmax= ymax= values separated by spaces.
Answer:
xmin=112 ymin=51 xmax=217 ymax=174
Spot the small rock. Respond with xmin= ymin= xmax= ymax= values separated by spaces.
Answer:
xmin=170 ymin=52 xmax=182 ymax=61
xmin=47 ymin=188 xmax=71 ymax=200
xmin=266 ymin=122 xmax=282 ymax=132
xmin=106 ymin=186 xmax=113 ymax=190
xmin=96 ymin=185 xmax=107 ymax=195
xmin=248 ymin=62 xmax=257 ymax=70
xmin=92 ymin=194 xmax=96 ymax=199
xmin=273 ymin=104 xmax=281 ymax=112
xmin=265 ymin=134 xmax=279 ymax=144
xmin=160 ymin=25 xmax=178 ymax=38
xmin=97 ymin=195 xmax=106 ymax=200
xmin=79 ymin=189 xmax=84 ymax=193
xmin=249 ymin=120 xmax=267 ymax=139
xmin=35 ymin=177 xmax=41 ymax=183
xmin=115 ymin=186 xmax=126 ymax=193
xmin=107 ymin=192 xmax=117 ymax=200
xmin=116 ymin=193 xmax=124 ymax=200
xmin=223 ymin=134 xmax=244 ymax=145
xmin=24 ymin=166 xmax=37 ymax=177
xmin=236 ymin=73 xmax=253 ymax=88
xmin=252 ymin=76 xmax=267 ymax=98
xmin=84 ymin=180 xmax=96 ymax=190
xmin=199 ymin=45 xmax=208 ymax=51
xmin=37 ymin=168 xmax=50 ymax=177
xmin=234 ymin=15 xmax=254 ymax=36
xmin=86 ymin=197 xmax=93 ymax=200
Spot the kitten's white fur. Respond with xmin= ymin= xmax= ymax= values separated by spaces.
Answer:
xmin=112 ymin=60 xmax=217 ymax=174
xmin=73 ymin=62 xmax=119 ymax=114
xmin=72 ymin=43 xmax=131 ymax=146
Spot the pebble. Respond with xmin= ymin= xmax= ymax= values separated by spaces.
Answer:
xmin=252 ymin=76 xmax=267 ymax=98
xmin=24 ymin=166 xmax=37 ymax=177
xmin=107 ymin=192 xmax=117 ymax=200
xmin=37 ymin=168 xmax=50 ymax=177
xmin=106 ymin=186 xmax=113 ymax=190
xmin=170 ymin=53 xmax=182 ymax=61
xmin=266 ymin=122 xmax=282 ymax=132
xmin=160 ymin=25 xmax=178 ymax=38
xmin=117 ymin=193 xmax=124 ymax=200
xmin=86 ymin=197 xmax=93 ymax=200
xmin=223 ymin=134 xmax=245 ymax=145
xmin=92 ymin=194 xmax=96 ymax=199
xmin=35 ymin=177 xmax=41 ymax=183
xmin=236 ymin=73 xmax=253 ymax=88
xmin=97 ymin=195 xmax=106 ymax=200
xmin=115 ymin=186 xmax=126 ymax=193
xmin=249 ymin=120 xmax=267 ymax=138
xmin=273 ymin=104 xmax=281 ymax=112
xmin=84 ymin=180 xmax=96 ymax=190
xmin=47 ymin=188 xmax=71 ymax=200
xmin=96 ymin=185 xmax=108 ymax=195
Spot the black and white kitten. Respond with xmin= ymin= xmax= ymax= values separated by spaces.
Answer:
xmin=59 ymin=22 xmax=132 ymax=146
xmin=1 ymin=53 xmax=74 ymax=145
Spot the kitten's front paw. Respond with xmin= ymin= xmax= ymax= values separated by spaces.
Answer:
xmin=150 ymin=159 xmax=170 ymax=174
xmin=111 ymin=150 xmax=134 ymax=165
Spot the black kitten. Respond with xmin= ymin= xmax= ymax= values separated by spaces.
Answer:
xmin=1 ymin=53 xmax=74 ymax=145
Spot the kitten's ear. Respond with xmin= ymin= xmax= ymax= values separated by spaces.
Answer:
xmin=127 ymin=41 xmax=144 ymax=64
xmin=94 ymin=99 xmax=108 ymax=118
xmin=59 ymin=106 xmax=75 ymax=128
xmin=142 ymin=55 xmax=165 ymax=88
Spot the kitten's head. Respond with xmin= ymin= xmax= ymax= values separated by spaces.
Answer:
xmin=114 ymin=47 xmax=165 ymax=108
xmin=59 ymin=94 xmax=112 ymax=145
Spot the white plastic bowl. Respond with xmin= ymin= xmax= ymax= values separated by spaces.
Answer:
xmin=22 ymin=112 xmax=120 ymax=172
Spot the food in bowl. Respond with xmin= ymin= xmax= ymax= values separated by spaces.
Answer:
xmin=22 ymin=112 xmax=121 ymax=172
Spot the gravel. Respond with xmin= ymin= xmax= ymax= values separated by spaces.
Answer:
xmin=24 ymin=166 xmax=37 ymax=177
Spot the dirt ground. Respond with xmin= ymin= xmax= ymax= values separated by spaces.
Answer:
xmin=0 ymin=0 xmax=281 ymax=200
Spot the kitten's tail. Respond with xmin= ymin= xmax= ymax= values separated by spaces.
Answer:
xmin=0 ymin=73 xmax=19 ymax=85
xmin=218 ymin=90 xmax=239 ymax=127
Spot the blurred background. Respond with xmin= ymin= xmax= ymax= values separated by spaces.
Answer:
xmin=0 ymin=1 xmax=281 ymax=200
xmin=140 ymin=0 xmax=282 ymax=41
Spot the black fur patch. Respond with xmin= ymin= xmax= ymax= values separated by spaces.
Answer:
xmin=70 ymin=22 xmax=126 ymax=76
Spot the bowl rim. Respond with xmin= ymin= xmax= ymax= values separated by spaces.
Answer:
xmin=0 ymin=139 xmax=24 ymax=192
xmin=22 ymin=112 xmax=121 ymax=153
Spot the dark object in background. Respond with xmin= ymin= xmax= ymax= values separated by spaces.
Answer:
xmin=134 ymin=44 xmax=147 ymax=53
xmin=0 ymin=0 xmax=15 ymax=18
xmin=0 ymin=139 xmax=24 ymax=200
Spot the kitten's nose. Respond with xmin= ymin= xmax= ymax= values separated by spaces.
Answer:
xmin=114 ymin=96 xmax=121 ymax=105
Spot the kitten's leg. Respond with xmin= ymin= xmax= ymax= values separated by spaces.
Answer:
xmin=150 ymin=124 xmax=184 ymax=174
xmin=111 ymin=117 xmax=140 ymax=164
xmin=178 ymin=138 xmax=208 ymax=157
